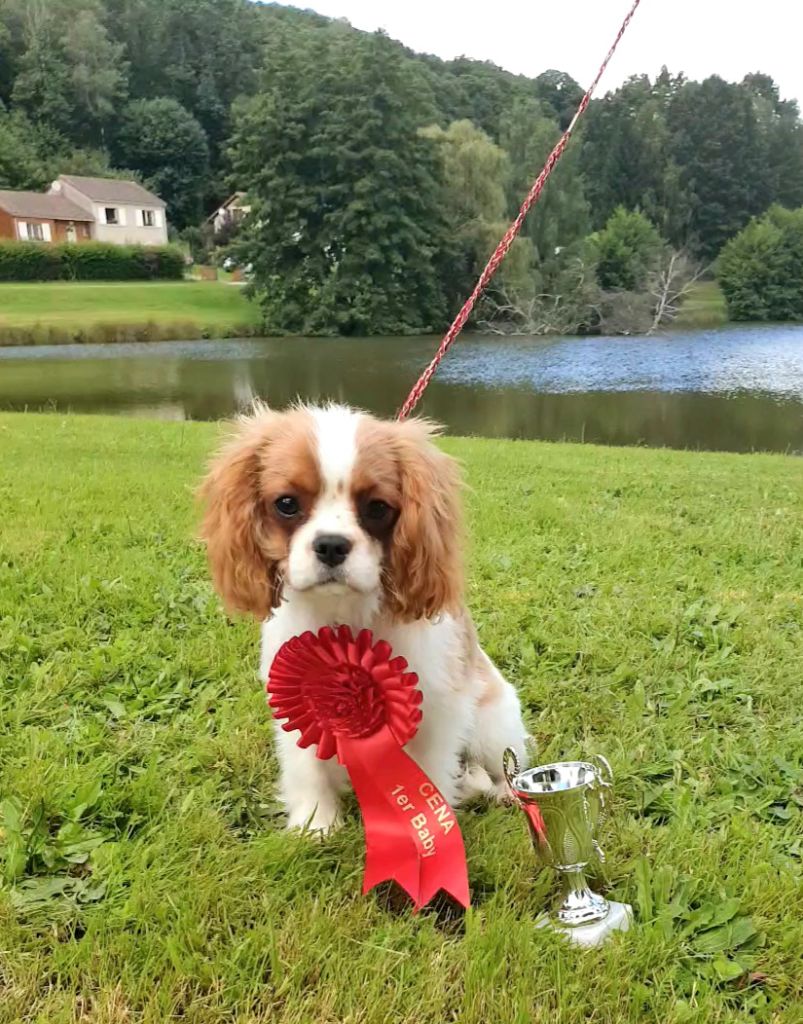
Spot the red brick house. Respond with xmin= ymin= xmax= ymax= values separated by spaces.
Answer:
xmin=0 ymin=190 xmax=94 ymax=244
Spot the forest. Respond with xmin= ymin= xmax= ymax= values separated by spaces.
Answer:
xmin=2 ymin=0 xmax=803 ymax=334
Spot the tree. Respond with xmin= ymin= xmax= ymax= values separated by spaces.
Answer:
xmin=0 ymin=98 xmax=134 ymax=192
xmin=581 ymin=72 xmax=688 ymax=241
xmin=588 ymin=208 xmax=664 ymax=291
xmin=477 ymin=256 xmax=602 ymax=336
xmin=106 ymin=0 xmax=264 ymax=161
xmin=533 ymin=70 xmax=584 ymax=130
xmin=0 ymin=108 xmax=51 ymax=189
xmin=742 ymin=73 xmax=803 ymax=212
xmin=668 ymin=76 xmax=771 ymax=260
xmin=113 ymin=98 xmax=209 ymax=228
xmin=62 ymin=5 xmax=128 ymax=145
xmin=490 ymin=96 xmax=593 ymax=327
xmin=0 ymin=12 xmax=17 ymax=105
xmin=500 ymin=97 xmax=589 ymax=266
xmin=57 ymin=147 xmax=138 ymax=180
xmin=9 ymin=0 xmax=127 ymax=146
xmin=432 ymin=58 xmax=531 ymax=140
xmin=229 ymin=31 xmax=450 ymax=335
xmin=718 ymin=206 xmax=803 ymax=321
xmin=646 ymin=250 xmax=705 ymax=333
xmin=422 ymin=119 xmax=532 ymax=313
xmin=10 ymin=0 xmax=72 ymax=132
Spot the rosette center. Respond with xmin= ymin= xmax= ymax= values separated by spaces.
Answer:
xmin=309 ymin=664 xmax=386 ymax=738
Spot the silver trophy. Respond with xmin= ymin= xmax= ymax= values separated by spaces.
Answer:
xmin=503 ymin=749 xmax=632 ymax=947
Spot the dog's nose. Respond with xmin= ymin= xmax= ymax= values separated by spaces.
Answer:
xmin=313 ymin=534 xmax=353 ymax=568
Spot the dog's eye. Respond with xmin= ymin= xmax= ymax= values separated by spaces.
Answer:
xmin=274 ymin=495 xmax=300 ymax=518
xmin=363 ymin=499 xmax=392 ymax=522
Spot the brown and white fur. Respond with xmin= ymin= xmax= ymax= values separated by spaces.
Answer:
xmin=200 ymin=403 xmax=528 ymax=833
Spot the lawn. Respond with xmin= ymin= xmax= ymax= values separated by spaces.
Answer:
xmin=0 ymin=281 xmax=261 ymax=344
xmin=1 ymin=413 xmax=802 ymax=1024
xmin=675 ymin=280 xmax=729 ymax=329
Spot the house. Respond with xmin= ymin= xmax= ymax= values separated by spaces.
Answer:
xmin=207 ymin=192 xmax=251 ymax=235
xmin=0 ymin=190 xmax=94 ymax=244
xmin=50 ymin=176 xmax=168 ymax=245
xmin=0 ymin=176 xmax=169 ymax=246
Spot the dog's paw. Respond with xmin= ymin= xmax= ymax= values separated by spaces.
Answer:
xmin=459 ymin=765 xmax=515 ymax=805
xmin=459 ymin=764 xmax=493 ymax=802
xmin=491 ymin=778 xmax=515 ymax=805
xmin=286 ymin=800 xmax=342 ymax=836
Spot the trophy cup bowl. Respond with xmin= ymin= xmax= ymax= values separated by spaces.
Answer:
xmin=503 ymin=749 xmax=632 ymax=947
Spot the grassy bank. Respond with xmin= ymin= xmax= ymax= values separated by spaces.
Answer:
xmin=0 ymin=281 xmax=262 ymax=346
xmin=675 ymin=280 xmax=729 ymax=329
xmin=1 ymin=414 xmax=802 ymax=1023
xmin=0 ymin=278 xmax=731 ymax=347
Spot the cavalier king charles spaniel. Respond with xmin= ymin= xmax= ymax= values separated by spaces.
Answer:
xmin=200 ymin=403 xmax=528 ymax=833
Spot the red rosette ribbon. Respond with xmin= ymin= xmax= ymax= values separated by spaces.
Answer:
xmin=268 ymin=625 xmax=470 ymax=911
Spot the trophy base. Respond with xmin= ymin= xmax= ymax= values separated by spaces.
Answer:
xmin=538 ymin=901 xmax=633 ymax=948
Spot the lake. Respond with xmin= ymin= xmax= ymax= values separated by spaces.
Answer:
xmin=1 ymin=324 xmax=803 ymax=452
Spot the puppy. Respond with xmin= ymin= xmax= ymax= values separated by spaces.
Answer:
xmin=200 ymin=403 xmax=528 ymax=833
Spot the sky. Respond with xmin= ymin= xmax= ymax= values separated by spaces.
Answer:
xmin=272 ymin=0 xmax=803 ymax=107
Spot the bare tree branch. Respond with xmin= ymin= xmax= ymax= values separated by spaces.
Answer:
xmin=647 ymin=251 xmax=710 ymax=333
xmin=478 ymin=258 xmax=601 ymax=336
xmin=478 ymin=250 xmax=711 ymax=337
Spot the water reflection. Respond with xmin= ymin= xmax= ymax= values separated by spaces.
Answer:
xmin=1 ymin=326 xmax=802 ymax=452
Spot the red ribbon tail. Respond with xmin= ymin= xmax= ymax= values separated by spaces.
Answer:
xmin=339 ymin=730 xmax=470 ymax=911
xmin=523 ymin=803 xmax=549 ymax=845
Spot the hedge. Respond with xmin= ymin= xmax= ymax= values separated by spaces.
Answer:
xmin=0 ymin=242 xmax=185 ymax=282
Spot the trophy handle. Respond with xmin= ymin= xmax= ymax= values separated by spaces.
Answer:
xmin=502 ymin=747 xmax=521 ymax=787
xmin=592 ymin=754 xmax=614 ymax=788
xmin=589 ymin=755 xmax=613 ymax=864
xmin=502 ymin=747 xmax=553 ymax=854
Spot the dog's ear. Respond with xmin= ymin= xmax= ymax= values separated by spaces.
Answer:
xmin=198 ymin=413 xmax=282 ymax=619
xmin=385 ymin=420 xmax=464 ymax=622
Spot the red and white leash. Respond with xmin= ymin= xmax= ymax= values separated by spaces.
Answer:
xmin=397 ymin=0 xmax=644 ymax=421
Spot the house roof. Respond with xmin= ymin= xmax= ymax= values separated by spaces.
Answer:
xmin=58 ymin=175 xmax=166 ymax=208
xmin=0 ymin=190 xmax=93 ymax=221
xmin=206 ymin=192 xmax=249 ymax=223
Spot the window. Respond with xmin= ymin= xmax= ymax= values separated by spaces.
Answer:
xmin=142 ymin=209 xmax=155 ymax=227
xmin=18 ymin=222 xmax=51 ymax=242
xmin=105 ymin=207 xmax=119 ymax=225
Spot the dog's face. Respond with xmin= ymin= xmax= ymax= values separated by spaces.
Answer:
xmin=199 ymin=404 xmax=463 ymax=621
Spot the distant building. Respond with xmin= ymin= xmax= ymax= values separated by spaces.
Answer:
xmin=0 ymin=190 xmax=94 ymax=244
xmin=207 ymin=192 xmax=251 ymax=235
xmin=0 ymin=176 xmax=169 ymax=246
xmin=51 ymin=176 xmax=168 ymax=245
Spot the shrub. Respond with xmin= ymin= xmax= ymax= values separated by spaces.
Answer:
xmin=718 ymin=206 xmax=803 ymax=321
xmin=0 ymin=243 xmax=65 ymax=281
xmin=587 ymin=208 xmax=664 ymax=292
xmin=0 ymin=242 xmax=185 ymax=282
xmin=181 ymin=225 xmax=213 ymax=266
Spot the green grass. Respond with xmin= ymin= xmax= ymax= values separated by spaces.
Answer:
xmin=0 ymin=278 xmax=730 ymax=346
xmin=1 ymin=414 xmax=802 ymax=1024
xmin=675 ymin=280 xmax=729 ymax=329
xmin=0 ymin=281 xmax=262 ymax=345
